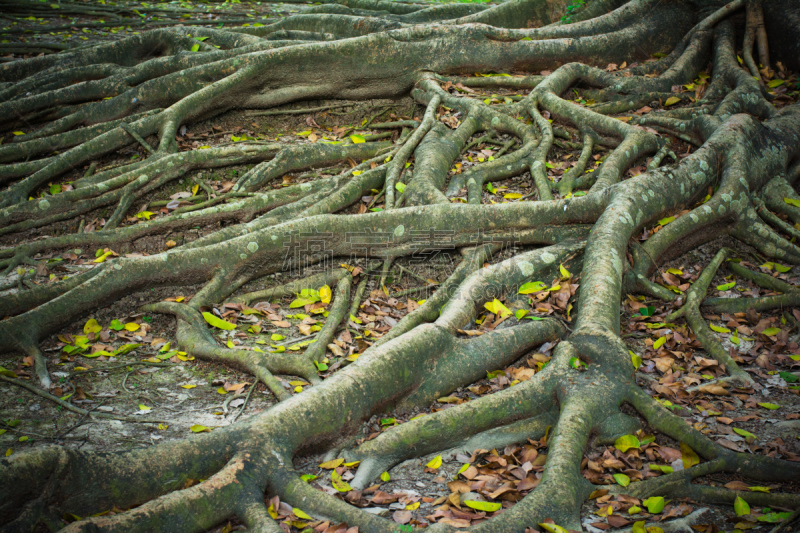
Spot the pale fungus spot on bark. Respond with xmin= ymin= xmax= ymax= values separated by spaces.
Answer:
xmin=240 ymin=253 xmax=248 ymax=259
xmin=38 ymin=199 xmax=50 ymax=210
xmin=394 ymin=225 xmax=405 ymax=237
xmin=541 ymin=251 xmax=557 ymax=264
xmin=625 ymin=212 xmax=634 ymax=226
xmin=517 ymin=260 xmax=534 ymax=276
xmin=247 ymin=242 xmax=259 ymax=253
xmin=201 ymin=258 xmax=208 ymax=264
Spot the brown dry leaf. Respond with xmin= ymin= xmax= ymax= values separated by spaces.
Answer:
xmin=461 ymin=465 xmax=478 ymax=480
xmin=717 ymin=439 xmax=744 ymax=452
xmin=607 ymin=515 xmax=630 ymax=528
xmin=392 ymin=510 xmax=412 ymax=524
xmin=724 ymin=480 xmax=750 ymax=491
xmin=697 ymin=383 xmax=730 ymax=395
xmin=448 ymin=492 xmax=462 ymax=508
xmin=447 ymin=481 xmax=471 ymax=493
xmin=440 ymin=518 xmax=471 ymax=528
xmin=328 ymin=343 xmax=345 ymax=357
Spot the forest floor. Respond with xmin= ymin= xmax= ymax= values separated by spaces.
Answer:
xmin=2 ymin=2 xmax=800 ymax=532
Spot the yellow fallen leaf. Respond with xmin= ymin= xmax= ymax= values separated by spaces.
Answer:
xmin=83 ymin=318 xmax=102 ymax=334
xmin=320 ymin=285 xmax=332 ymax=304
xmin=426 ymin=455 xmax=443 ymax=469
xmin=293 ymin=508 xmax=311 ymax=520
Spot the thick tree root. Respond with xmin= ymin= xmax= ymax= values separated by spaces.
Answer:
xmin=2 ymin=0 xmax=800 ymax=530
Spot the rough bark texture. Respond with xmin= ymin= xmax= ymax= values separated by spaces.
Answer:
xmin=1 ymin=0 xmax=800 ymax=531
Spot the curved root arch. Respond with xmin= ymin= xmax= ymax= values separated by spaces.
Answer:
xmin=2 ymin=0 xmax=800 ymax=531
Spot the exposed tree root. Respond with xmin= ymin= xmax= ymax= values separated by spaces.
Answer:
xmin=2 ymin=0 xmax=800 ymax=531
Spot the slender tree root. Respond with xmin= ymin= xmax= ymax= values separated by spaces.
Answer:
xmin=666 ymin=248 xmax=754 ymax=386
xmin=3 ymin=0 xmax=800 ymax=530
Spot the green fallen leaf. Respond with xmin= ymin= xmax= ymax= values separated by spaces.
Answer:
xmin=762 ymin=327 xmax=780 ymax=336
xmin=614 ymin=434 xmax=640 ymax=452
xmin=201 ymin=312 xmax=236 ymax=330
xmin=114 ymin=343 xmax=141 ymax=356
xmin=653 ymin=336 xmax=666 ymax=350
xmin=630 ymin=350 xmax=642 ymax=369
xmin=649 ymin=464 xmax=674 ymax=474
xmin=757 ymin=511 xmax=792 ymax=522
xmin=0 ymin=366 xmax=18 ymax=378
xmin=538 ymin=523 xmax=570 ymax=533
xmin=638 ymin=306 xmax=656 ymax=316
xmin=779 ymin=371 xmax=799 ymax=383
xmin=643 ymin=496 xmax=665 ymax=513
xmin=463 ymin=500 xmax=502 ymax=512
xmin=784 ymin=197 xmax=800 ymax=208
xmin=716 ymin=282 xmax=735 ymax=291
xmin=613 ymin=473 xmax=630 ymax=487
xmin=293 ymin=508 xmax=311 ymax=520
xmin=519 ymin=281 xmax=547 ymax=294
xmin=331 ymin=469 xmax=352 ymax=492
xmin=290 ymin=297 xmax=315 ymax=308
xmin=733 ymin=427 xmax=757 ymax=441
xmin=569 ymin=357 xmax=588 ymax=370
xmin=380 ymin=471 xmax=391 ymax=482
xmin=734 ymin=496 xmax=750 ymax=516
xmin=757 ymin=402 xmax=780 ymax=410
xmin=658 ymin=216 xmax=675 ymax=226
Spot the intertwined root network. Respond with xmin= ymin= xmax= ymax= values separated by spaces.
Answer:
xmin=1 ymin=0 xmax=800 ymax=531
